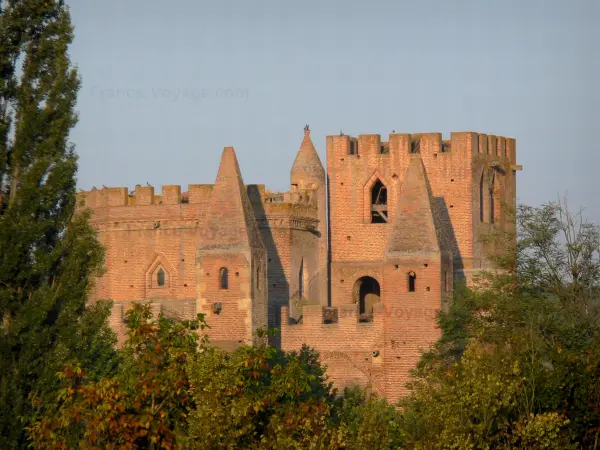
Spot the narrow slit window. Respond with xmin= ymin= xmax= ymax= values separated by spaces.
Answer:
xmin=480 ymin=172 xmax=484 ymax=222
xmin=410 ymin=136 xmax=421 ymax=153
xmin=256 ymin=264 xmax=261 ymax=291
xmin=408 ymin=271 xmax=416 ymax=292
xmin=489 ymin=173 xmax=495 ymax=225
xmin=349 ymin=140 xmax=357 ymax=155
xmin=370 ymin=179 xmax=388 ymax=223
xmin=219 ymin=267 xmax=228 ymax=289
xmin=157 ymin=268 xmax=165 ymax=287
xmin=298 ymin=259 xmax=304 ymax=298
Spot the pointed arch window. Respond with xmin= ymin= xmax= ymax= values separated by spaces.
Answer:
xmin=219 ymin=267 xmax=229 ymax=289
xmin=370 ymin=179 xmax=388 ymax=223
xmin=157 ymin=268 xmax=166 ymax=287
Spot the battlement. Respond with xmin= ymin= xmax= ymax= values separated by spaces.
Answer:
xmin=327 ymin=131 xmax=515 ymax=162
xmin=281 ymin=303 xmax=385 ymax=328
xmin=281 ymin=304 xmax=385 ymax=370
xmin=258 ymin=188 xmax=320 ymax=222
xmin=77 ymin=184 xmax=210 ymax=209
xmin=78 ymin=181 xmax=323 ymax=209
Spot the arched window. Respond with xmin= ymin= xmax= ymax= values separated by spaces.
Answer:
xmin=370 ymin=179 xmax=388 ymax=223
xmin=219 ymin=267 xmax=228 ymax=289
xmin=408 ymin=271 xmax=416 ymax=292
xmin=298 ymin=259 xmax=304 ymax=298
xmin=353 ymin=276 xmax=381 ymax=321
xmin=157 ymin=268 xmax=166 ymax=287
xmin=480 ymin=172 xmax=484 ymax=222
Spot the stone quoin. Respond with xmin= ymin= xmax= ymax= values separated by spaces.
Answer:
xmin=79 ymin=127 xmax=520 ymax=401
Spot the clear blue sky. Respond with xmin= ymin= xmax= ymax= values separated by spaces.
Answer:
xmin=68 ymin=0 xmax=599 ymax=220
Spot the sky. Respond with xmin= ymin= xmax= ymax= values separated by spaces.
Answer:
xmin=68 ymin=0 xmax=599 ymax=221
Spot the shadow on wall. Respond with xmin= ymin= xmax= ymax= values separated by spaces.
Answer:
xmin=247 ymin=186 xmax=288 ymax=348
xmin=434 ymin=197 xmax=461 ymax=270
xmin=326 ymin=175 xmax=332 ymax=307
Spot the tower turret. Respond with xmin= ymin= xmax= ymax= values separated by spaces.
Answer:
xmin=289 ymin=125 xmax=328 ymax=307
xmin=382 ymin=155 xmax=452 ymax=402
xmin=290 ymin=125 xmax=325 ymax=188
xmin=196 ymin=147 xmax=268 ymax=348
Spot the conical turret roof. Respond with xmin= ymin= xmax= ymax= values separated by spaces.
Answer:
xmin=291 ymin=125 xmax=325 ymax=183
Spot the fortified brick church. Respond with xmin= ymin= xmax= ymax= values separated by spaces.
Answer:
xmin=79 ymin=127 xmax=521 ymax=403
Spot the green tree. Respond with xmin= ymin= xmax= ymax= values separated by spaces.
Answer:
xmin=400 ymin=201 xmax=600 ymax=448
xmin=0 ymin=1 xmax=117 ymax=446
xmin=336 ymin=387 xmax=404 ymax=449
xmin=185 ymin=337 xmax=342 ymax=449
xmin=28 ymin=303 xmax=208 ymax=449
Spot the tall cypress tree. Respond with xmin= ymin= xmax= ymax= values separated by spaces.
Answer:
xmin=0 ymin=1 xmax=117 ymax=447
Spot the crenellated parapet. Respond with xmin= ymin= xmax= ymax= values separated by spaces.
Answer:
xmin=327 ymin=131 xmax=517 ymax=163
xmin=77 ymin=184 xmax=215 ymax=209
xmin=249 ymin=187 xmax=320 ymax=232
xmin=281 ymin=303 xmax=386 ymax=395
xmin=282 ymin=302 xmax=385 ymax=330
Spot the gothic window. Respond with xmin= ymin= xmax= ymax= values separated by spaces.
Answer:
xmin=157 ymin=268 xmax=166 ymax=287
xmin=370 ymin=179 xmax=388 ymax=223
xmin=408 ymin=271 xmax=416 ymax=292
xmin=219 ymin=267 xmax=228 ymax=290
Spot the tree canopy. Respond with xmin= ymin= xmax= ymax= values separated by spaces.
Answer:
xmin=0 ymin=2 xmax=118 ymax=447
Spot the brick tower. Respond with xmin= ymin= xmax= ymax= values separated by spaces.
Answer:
xmin=382 ymin=155 xmax=452 ymax=402
xmin=196 ymin=147 xmax=268 ymax=348
xmin=290 ymin=125 xmax=328 ymax=307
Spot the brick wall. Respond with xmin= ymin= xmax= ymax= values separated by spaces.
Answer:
xmin=282 ymin=304 xmax=386 ymax=395
xmin=326 ymin=131 xmax=516 ymax=305
xmin=83 ymin=129 xmax=518 ymax=403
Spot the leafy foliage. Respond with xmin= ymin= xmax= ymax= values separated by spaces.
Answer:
xmin=185 ymin=336 xmax=342 ymax=449
xmin=28 ymin=303 xmax=209 ymax=449
xmin=400 ymin=201 xmax=600 ymax=448
xmin=0 ymin=1 xmax=118 ymax=447
xmin=336 ymin=387 xmax=404 ymax=449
